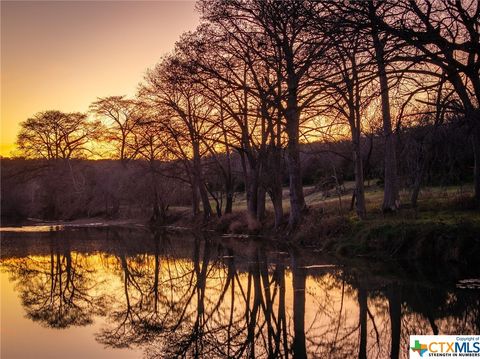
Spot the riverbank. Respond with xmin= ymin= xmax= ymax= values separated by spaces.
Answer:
xmin=292 ymin=185 xmax=480 ymax=265
xmin=205 ymin=206 xmax=480 ymax=265
xmin=3 ymin=184 xmax=479 ymax=265
xmin=211 ymin=183 xmax=479 ymax=265
xmin=300 ymin=214 xmax=480 ymax=264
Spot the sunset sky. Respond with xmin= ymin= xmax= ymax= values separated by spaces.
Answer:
xmin=1 ymin=1 xmax=200 ymax=157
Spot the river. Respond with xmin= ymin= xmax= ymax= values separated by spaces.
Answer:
xmin=1 ymin=226 xmax=479 ymax=358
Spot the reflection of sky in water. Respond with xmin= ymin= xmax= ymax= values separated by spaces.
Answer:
xmin=0 ymin=225 xmax=64 ymax=233
xmin=0 ymin=256 xmax=141 ymax=359
xmin=0 ymin=229 xmax=479 ymax=359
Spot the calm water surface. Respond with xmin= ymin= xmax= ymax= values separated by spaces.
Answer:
xmin=1 ymin=226 xmax=479 ymax=358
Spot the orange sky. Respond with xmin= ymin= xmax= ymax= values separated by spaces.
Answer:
xmin=1 ymin=0 xmax=200 ymax=157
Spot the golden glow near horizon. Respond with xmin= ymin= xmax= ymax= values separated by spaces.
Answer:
xmin=0 ymin=1 xmax=200 ymax=157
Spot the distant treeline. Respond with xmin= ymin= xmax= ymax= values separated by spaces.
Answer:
xmin=2 ymin=120 xmax=473 ymax=222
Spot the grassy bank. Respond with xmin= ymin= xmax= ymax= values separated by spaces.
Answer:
xmin=290 ymin=183 xmax=480 ymax=264
xmin=10 ymin=182 xmax=477 ymax=265
xmin=164 ymin=182 xmax=479 ymax=264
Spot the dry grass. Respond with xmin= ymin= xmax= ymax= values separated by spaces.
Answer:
xmin=161 ymin=182 xmax=479 ymax=263
xmin=167 ymin=181 xmax=479 ymax=231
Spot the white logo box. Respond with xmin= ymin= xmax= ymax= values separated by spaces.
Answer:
xmin=410 ymin=335 xmax=480 ymax=358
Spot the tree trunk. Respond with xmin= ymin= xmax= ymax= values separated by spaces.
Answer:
xmin=224 ymin=153 xmax=234 ymax=214
xmin=198 ymin=177 xmax=212 ymax=221
xmin=285 ymin=73 xmax=306 ymax=229
xmin=352 ymin=128 xmax=366 ymax=219
xmin=149 ymin=161 xmax=168 ymax=224
xmin=221 ymin=97 xmax=234 ymax=215
xmin=370 ymin=7 xmax=399 ymax=212
xmin=411 ymin=155 xmax=428 ymax=209
xmin=291 ymin=252 xmax=307 ymax=359
xmin=257 ymin=185 xmax=266 ymax=221
xmin=286 ymin=139 xmax=305 ymax=228
xmin=210 ymin=191 xmax=222 ymax=218
xmin=184 ymin=162 xmax=200 ymax=216
xmin=268 ymin=145 xmax=284 ymax=229
xmin=247 ymin=164 xmax=259 ymax=217
xmin=247 ymin=254 xmax=261 ymax=359
xmin=270 ymin=184 xmax=284 ymax=229
xmin=225 ymin=183 xmax=233 ymax=214
xmin=150 ymin=166 xmax=161 ymax=224
xmin=239 ymin=149 xmax=249 ymax=202
xmin=472 ymin=124 xmax=480 ymax=206
xmin=285 ymin=119 xmax=305 ymax=228
xmin=388 ymin=285 xmax=401 ymax=359
xmin=358 ymin=286 xmax=367 ymax=359
xmin=193 ymin=142 xmax=212 ymax=220
xmin=191 ymin=178 xmax=200 ymax=216
xmin=276 ymin=261 xmax=288 ymax=357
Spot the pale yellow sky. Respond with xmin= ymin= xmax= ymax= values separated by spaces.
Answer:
xmin=1 ymin=0 xmax=200 ymax=157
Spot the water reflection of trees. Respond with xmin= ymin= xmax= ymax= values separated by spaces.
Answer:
xmin=2 ymin=233 xmax=479 ymax=358
xmin=97 ymin=235 xmax=299 ymax=358
xmin=94 ymin=235 xmax=480 ymax=359
xmin=2 ymin=238 xmax=107 ymax=328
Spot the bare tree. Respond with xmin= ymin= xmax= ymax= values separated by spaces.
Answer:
xmin=132 ymin=113 xmax=172 ymax=223
xmin=367 ymin=2 xmax=401 ymax=212
xmin=90 ymin=96 xmax=143 ymax=162
xmin=316 ymin=20 xmax=377 ymax=219
xmin=361 ymin=0 xmax=480 ymax=204
xmin=17 ymin=110 xmax=101 ymax=160
xmin=140 ymin=54 xmax=215 ymax=220
xmin=200 ymin=0 xmax=327 ymax=228
xmin=179 ymin=25 xmax=287 ymax=225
